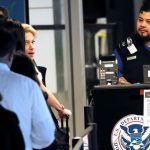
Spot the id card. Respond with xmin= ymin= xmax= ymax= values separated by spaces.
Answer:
xmin=127 ymin=44 xmax=137 ymax=54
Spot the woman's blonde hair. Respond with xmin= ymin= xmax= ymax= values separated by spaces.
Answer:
xmin=22 ymin=23 xmax=37 ymax=37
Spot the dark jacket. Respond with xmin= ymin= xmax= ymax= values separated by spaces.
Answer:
xmin=37 ymin=66 xmax=47 ymax=86
xmin=117 ymin=34 xmax=150 ymax=83
xmin=0 ymin=105 xmax=25 ymax=150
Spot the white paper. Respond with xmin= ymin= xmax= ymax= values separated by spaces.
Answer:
xmin=148 ymin=70 xmax=150 ymax=77
xmin=144 ymin=90 xmax=150 ymax=126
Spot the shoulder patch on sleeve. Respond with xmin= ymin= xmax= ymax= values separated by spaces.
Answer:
xmin=118 ymin=36 xmax=133 ymax=49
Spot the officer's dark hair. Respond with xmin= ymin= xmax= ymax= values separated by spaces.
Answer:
xmin=10 ymin=19 xmax=25 ymax=52
xmin=0 ymin=21 xmax=17 ymax=57
xmin=0 ymin=19 xmax=25 ymax=52
xmin=140 ymin=0 xmax=150 ymax=12
xmin=0 ymin=6 xmax=9 ymax=19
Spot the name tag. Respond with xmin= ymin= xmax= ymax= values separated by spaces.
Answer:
xmin=127 ymin=44 xmax=137 ymax=54
xmin=127 ymin=55 xmax=136 ymax=61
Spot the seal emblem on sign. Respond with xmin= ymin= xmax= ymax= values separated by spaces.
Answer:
xmin=111 ymin=114 xmax=150 ymax=150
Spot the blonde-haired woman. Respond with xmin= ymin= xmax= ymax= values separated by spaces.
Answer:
xmin=22 ymin=23 xmax=71 ymax=119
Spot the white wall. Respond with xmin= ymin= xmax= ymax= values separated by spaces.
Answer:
xmin=28 ymin=0 xmax=57 ymax=92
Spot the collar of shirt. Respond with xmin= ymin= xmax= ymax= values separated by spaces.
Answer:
xmin=0 ymin=63 xmax=10 ymax=71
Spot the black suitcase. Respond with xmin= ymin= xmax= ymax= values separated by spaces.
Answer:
xmin=55 ymin=117 xmax=69 ymax=150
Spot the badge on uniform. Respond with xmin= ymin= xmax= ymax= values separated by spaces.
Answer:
xmin=127 ymin=55 xmax=137 ymax=61
xmin=127 ymin=37 xmax=138 ymax=54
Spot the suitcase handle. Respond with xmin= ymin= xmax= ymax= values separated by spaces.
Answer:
xmin=61 ymin=116 xmax=69 ymax=129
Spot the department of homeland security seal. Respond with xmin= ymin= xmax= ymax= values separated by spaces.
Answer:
xmin=111 ymin=114 xmax=150 ymax=150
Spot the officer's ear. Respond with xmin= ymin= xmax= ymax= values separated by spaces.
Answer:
xmin=8 ymin=50 xmax=15 ymax=67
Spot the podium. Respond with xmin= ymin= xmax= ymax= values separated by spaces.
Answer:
xmin=91 ymin=84 xmax=150 ymax=150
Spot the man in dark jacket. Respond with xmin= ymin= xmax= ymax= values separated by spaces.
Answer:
xmin=115 ymin=0 xmax=150 ymax=84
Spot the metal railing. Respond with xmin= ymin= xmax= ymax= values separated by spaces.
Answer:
xmin=72 ymin=123 xmax=98 ymax=150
